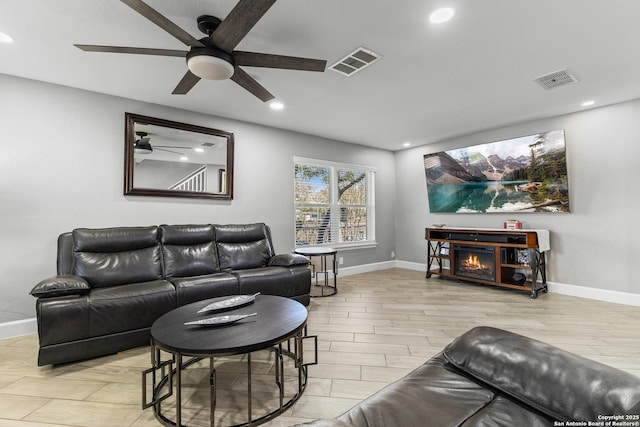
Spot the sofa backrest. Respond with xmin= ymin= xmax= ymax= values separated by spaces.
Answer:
xmin=71 ymin=226 xmax=163 ymax=288
xmin=443 ymin=326 xmax=640 ymax=422
xmin=57 ymin=223 xmax=278 ymax=284
xmin=213 ymin=223 xmax=275 ymax=270
xmin=159 ymin=224 xmax=218 ymax=277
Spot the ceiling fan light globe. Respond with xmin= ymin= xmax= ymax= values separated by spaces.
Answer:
xmin=134 ymin=140 xmax=153 ymax=154
xmin=187 ymin=50 xmax=235 ymax=80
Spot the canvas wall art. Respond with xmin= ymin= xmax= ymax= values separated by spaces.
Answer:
xmin=424 ymin=130 xmax=570 ymax=213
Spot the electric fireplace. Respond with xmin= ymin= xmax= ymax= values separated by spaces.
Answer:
xmin=453 ymin=245 xmax=496 ymax=282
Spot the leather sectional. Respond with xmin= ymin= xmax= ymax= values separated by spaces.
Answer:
xmin=297 ymin=326 xmax=640 ymax=426
xmin=30 ymin=223 xmax=311 ymax=366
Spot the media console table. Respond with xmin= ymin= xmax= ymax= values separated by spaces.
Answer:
xmin=425 ymin=227 xmax=550 ymax=298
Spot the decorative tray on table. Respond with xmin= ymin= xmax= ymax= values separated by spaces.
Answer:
xmin=184 ymin=313 xmax=257 ymax=327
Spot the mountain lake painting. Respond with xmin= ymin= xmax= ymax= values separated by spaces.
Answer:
xmin=424 ymin=130 xmax=570 ymax=213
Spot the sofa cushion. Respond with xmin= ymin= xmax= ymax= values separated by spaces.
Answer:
xmin=160 ymin=224 xmax=218 ymax=277
xmin=443 ymin=326 xmax=640 ymax=422
xmin=73 ymin=226 xmax=158 ymax=252
xmin=233 ymin=267 xmax=294 ymax=297
xmin=72 ymin=227 xmax=163 ymax=288
xmin=461 ymin=396 xmax=552 ymax=427
xmin=31 ymin=275 xmax=90 ymax=298
xmin=170 ymin=273 xmax=239 ymax=306
xmin=88 ymin=280 xmax=176 ymax=337
xmin=214 ymin=223 xmax=274 ymax=270
xmin=337 ymin=354 xmax=495 ymax=427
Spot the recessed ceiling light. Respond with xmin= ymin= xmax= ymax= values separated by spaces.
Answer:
xmin=581 ymin=100 xmax=595 ymax=107
xmin=403 ymin=142 xmax=411 ymax=147
xmin=430 ymin=8 xmax=455 ymax=24
xmin=0 ymin=31 xmax=14 ymax=43
xmin=270 ymin=101 xmax=284 ymax=111
xmin=194 ymin=147 xmax=204 ymax=153
xmin=180 ymin=156 xmax=188 ymax=161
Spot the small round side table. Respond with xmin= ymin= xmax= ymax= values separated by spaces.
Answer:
xmin=294 ymin=247 xmax=338 ymax=297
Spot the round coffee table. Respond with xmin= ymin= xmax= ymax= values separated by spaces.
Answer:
xmin=142 ymin=295 xmax=317 ymax=427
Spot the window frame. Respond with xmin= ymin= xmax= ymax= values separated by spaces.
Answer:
xmin=294 ymin=157 xmax=377 ymax=250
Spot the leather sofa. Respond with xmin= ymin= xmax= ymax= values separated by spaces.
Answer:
xmin=297 ymin=326 xmax=640 ymax=427
xmin=30 ymin=223 xmax=311 ymax=366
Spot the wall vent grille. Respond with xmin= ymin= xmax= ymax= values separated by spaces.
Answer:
xmin=330 ymin=47 xmax=381 ymax=76
xmin=533 ymin=69 xmax=579 ymax=90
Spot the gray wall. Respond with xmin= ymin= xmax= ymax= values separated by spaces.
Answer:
xmin=395 ymin=98 xmax=640 ymax=295
xmin=3 ymin=71 xmax=638 ymax=328
xmin=0 ymin=73 xmax=396 ymax=323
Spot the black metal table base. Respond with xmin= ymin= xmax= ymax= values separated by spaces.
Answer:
xmin=143 ymin=331 xmax=318 ymax=427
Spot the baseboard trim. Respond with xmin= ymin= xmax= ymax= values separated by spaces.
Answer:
xmin=0 ymin=318 xmax=37 ymax=340
xmin=338 ymin=261 xmax=397 ymax=276
xmin=394 ymin=260 xmax=428 ymax=272
xmin=546 ymin=281 xmax=640 ymax=307
xmin=345 ymin=260 xmax=640 ymax=308
xmin=3 ymin=262 xmax=637 ymax=339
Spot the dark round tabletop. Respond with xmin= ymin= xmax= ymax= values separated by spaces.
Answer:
xmin=151 ymin=295 xmax=308 ymax=357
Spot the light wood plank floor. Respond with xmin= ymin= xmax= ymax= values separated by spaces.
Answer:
xmin=1 ymin=268 xmax=639 ymax=426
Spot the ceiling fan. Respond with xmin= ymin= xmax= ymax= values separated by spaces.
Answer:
xmin=134 ymin=131 xmax=189 ymax=155
xmin=75 ymin=0 xmax=327 ymax=102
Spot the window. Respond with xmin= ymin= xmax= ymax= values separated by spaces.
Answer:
xmin=294 ymin=157 xmax=376 ymax=248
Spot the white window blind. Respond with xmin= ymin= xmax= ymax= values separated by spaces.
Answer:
xmin=294 ymin=157 xmax=376 ymax=248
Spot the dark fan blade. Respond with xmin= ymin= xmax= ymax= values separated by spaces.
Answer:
xmin=120 ymin=0 xmax=203 ymax=47
xmin=210 ymin=0 xmax=277 ymax=53
xmin=234 ymin=51 xmax=326 ymax=72
xmin=75 ymin=45 xmax=187 ymax=57
xmin=172 ymin=71 xmax=201 ymax=95
xmin=230 ymin=67 xmax=275 ymax=102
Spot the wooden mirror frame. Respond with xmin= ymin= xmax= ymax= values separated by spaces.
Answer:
xmin=124 ymin=113 xmax=234 ymax=200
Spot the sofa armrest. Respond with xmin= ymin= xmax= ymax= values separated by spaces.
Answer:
xmin=30 ymin=275 xmax=90 ymax=298
xmin=443 ymin=326 xmax=640 ymax=422
xmin=268 ymin=254 xmax=310 ymax=267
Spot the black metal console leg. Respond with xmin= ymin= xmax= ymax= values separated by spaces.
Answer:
xmin=209 ymin=358 xmax=216 ymax=427
xmin=247 ymin=353 xmax=252 ymax=423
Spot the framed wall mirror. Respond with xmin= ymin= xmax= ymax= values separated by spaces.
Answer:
xmin=124 ymin=113 xmax=234 ymax=200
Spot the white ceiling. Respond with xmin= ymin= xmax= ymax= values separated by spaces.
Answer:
xmin=2 ymin=0 xmax=640 ymax=151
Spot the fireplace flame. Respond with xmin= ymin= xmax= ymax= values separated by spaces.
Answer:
xmin=465 ymin=254 xmax=482 ymax=269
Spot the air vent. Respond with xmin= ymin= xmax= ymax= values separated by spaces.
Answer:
xmin=330 ymin=47 xmax=381 ymax=76
xmin=533 ymin=69 xmax=579 ymax=90
xmin=201 ymin=142 xmax=216 ymax=147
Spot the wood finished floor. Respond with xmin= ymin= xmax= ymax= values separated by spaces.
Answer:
xmin=1 ymin=268 xmax=639 ymax=426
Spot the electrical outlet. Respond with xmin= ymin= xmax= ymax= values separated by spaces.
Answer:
xmin=339 ymin=257 xmax=344 ymax=265
xmin=391 ymin=251 xmax=396 ymax=259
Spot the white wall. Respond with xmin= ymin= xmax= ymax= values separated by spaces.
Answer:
xmin=395 ymin=98 xmax=640 ymax=296
xmin=4 ymin=71 xmax=638 ymax=331
xmin=0 ymin=74 xmax=396 ymax=324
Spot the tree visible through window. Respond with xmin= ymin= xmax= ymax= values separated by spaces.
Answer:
xmin=294 ymin=158 xmax=375 ymax=247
